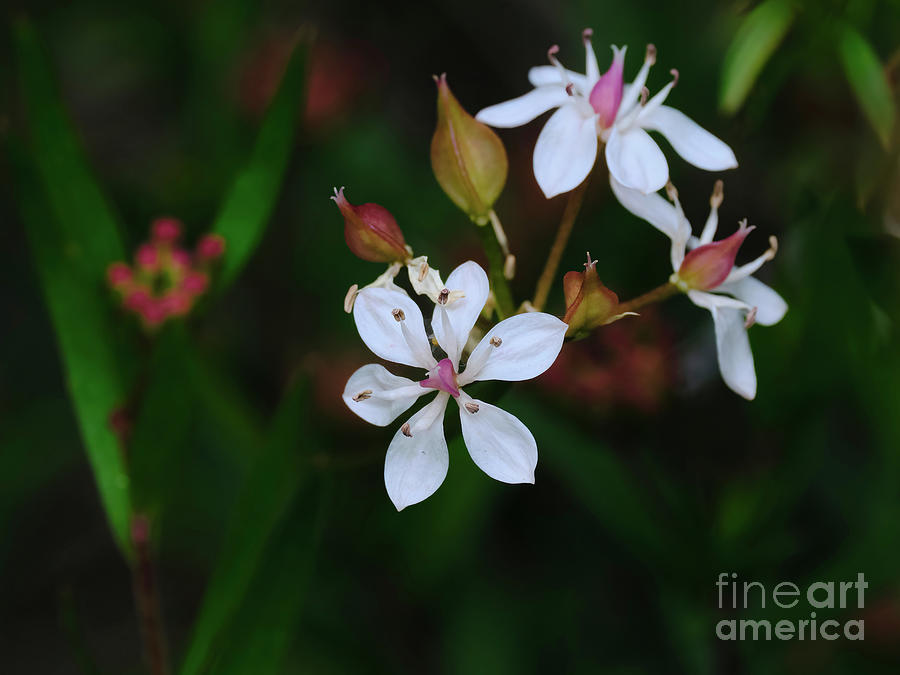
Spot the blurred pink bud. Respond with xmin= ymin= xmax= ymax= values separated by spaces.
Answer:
xmin=196 ymin=234 xmax=226 ymax=260
xmin=181 ymin=271 xmax=209 ymax=295
xmin=170 ymin=248 xmax=192 ymax=269
xmin=151 ymin=217 xmax=182 ymax=243
xmin=124 ymin=287 xmax=151 ymax=311
xmin=107 ymin=262 xmax=133 ymax=288
xmin=677 ymin=220 xmax=753 ymax=290
xmin=159 ymin=291 xmax=193 ymax=317
xmin=141 ymin=299 xmax=167 ymax=327
xmin=135 ymin=244 xmax=159 ymax=270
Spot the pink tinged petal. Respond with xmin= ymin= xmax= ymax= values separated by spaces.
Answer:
xmin=527 ymin=66 xmax=590 ymax=94
xmin=353 ymin=287 xmax=436 ymax=369
xmin=420 ymin=358 xmax=460 ymax=397
xmin=640 ymin=105 xmax=738 ymax=171
xmin=533 ymin=104 xmax=599 ymax=198
xmin=609 ymin=176 xmax=682 ymax=239
xmin=584 ymin=33 xmax=601 ymax=85
xmin=678 ymin=222 xmax=752 ymax=290
xmin=715 ymin=276 xmax=787 ymax=327
xmin=431 ymin=261 xmax=489 ymax=367
xmin=475 ymin=86 xmax=569 ymax=128
xmin=605 ymin=127 xmax=669 ymax=194
xmin=343 ymin=364 xmax=427 ymax=426
xmin=384 ymin=393 xmax=450 ymax=511
xmin=458 ymin=396 xmax=537 ymax=484
xmin=459 ymin=313 xmax=567 ymax=386
xmin=588 ymin=46 xmax=625 ymax=128
xmin=688 ymin=291 xmax=757 ymax=400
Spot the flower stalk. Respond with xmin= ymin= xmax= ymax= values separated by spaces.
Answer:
xmin=475 ymin=216 xmax=516 ymax=319
xmin=615 ymin=281 xmax=680 ymax=315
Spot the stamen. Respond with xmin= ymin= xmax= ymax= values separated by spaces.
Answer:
xmin=503 ymin=254 xmax=516 ymax=280
xmin=546 ymin=44 xmax=574 ymax=90
xmin=392 ymin=308 xmax=405 ymax=321
xmin=401 ymin=423 xmax=412 ymax=437
xmin=665 ymin=181 xmax=679 ymax=202
xmin=639 ymin=86 xmax=649 ymax=106
xmin=744 ymin=307 xmax=758 ymax=330
xmin=566 ymin=83 xmax=576 ymax=96
xmin=768 ymin=236 xmax=779 ymax=256
xmin=465 ymin=402 xmax=480 ymax=414
xmin=344 ymin=284 xmax=358 ymax=313
xmin=645 ymin=44 xmax=657 ymax=65
xmin=490 ymin=336 xmax=502 ymax=347
xmin=582 ymin=28 xmax=593 ymax=44
xmin=710 ymin=180 xmax=724 ymax=209
xmin=352 ymin=390 xmax=373 ymax=402
xmin=417 ymin=261 xmax=429 ymax=282
xmin=669 ymin=68 xmax=679 ymax=86
xmin=700 ymin=180 xmax=724 ymax=245
xmin=437 ymin=288 xmax=450 ymax=305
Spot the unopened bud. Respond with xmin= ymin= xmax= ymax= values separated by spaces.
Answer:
xmin=562 ymin=254 xmax=626 ymax=338
xmin=431 ymin=74 xmax=508 ymax=224
xmin=676 ymin=220 xmax=754 ymax=291
xmin=107 ymin=262 xmax=132 ymax=288
xmin=151 ymin=217 xmax=182 ymax=244
xmin=196 ymin=234 xmax=226 ymax=261
xmin=332 ymin=187 xmax=410 ymax=263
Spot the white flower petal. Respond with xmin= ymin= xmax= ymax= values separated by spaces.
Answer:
xmin=475 ymin=86 xmax=569 ymax=128
xmin=605 ymin=127 xmax=668 ymax=194
xmin=459 ymin=313 xmax=566 ymax=386
xmin=716 ymin=276 xmax=787 ymax=327
xmin=527 ymin=66 xmax=589 ymax=94
xmin=458 ymin=396 xmax=537 ymax=484
xmin=609 ymin=175 xmax=681 ymax=239
xmin=640 ymin=105 xmax=738 ymax=172
xmin=342 ymin=364 xmax=426 ymax=426
xmin=431 ymin=261 xmax=489 ymax=368
xmin=533 ymin=104 xmax=599 ymax=198
xmin=689 ymin=291 xmax=757 ymax=400
xmin=384 ymin=394 xmax=450 ymax=511
xmin=354 ymin=287 xmax=436 ymax=369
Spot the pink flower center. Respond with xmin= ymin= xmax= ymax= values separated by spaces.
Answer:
xmin=420 ymin=358 xmax=460 ymax=398
xmin=588 ymin=48 xmax=625 ymax=129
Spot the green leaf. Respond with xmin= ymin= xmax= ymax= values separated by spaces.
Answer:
xmin=211 ymin=484 xmax=325 ymax=674
xmin=179 ymin=380 xmax=313 ymax=675
xmin=11 ymin=18 xmax=134 ymax=555
xmin=838 ymin=24 xmax=895 ymax=149
xmin=212 ymin=34 xmax=310 ymax=289
xmin=129 ymin=326 xmax=194 ymax=516
xmin=719 ymin=0 xmax=795 ymax=115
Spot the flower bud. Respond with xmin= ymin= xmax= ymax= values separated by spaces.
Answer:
xmin=107 ymin=262 xmax=133 ymax=288
xmin=332 ymin=187 xmax=410 ymax=263
xmin=431 ymin=74 xmax=507 ymax=224
xmin=135 ymin=244 xmax=159 ymax=270
xmin=151 ymin=217 xmax=182 ymax=244
xmin=563 ymin=254 xmax=627 ymax=338
xmin=196 ymin=234 xmax=226 ymax=261
xmin=676 ymin=220 xmax=753 ymax=291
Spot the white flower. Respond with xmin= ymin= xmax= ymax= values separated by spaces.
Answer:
xmin=610 ymin=177 xmax=787 ymax=400
xmin=342 ymin=261 xmax=567 ymax=510
xmin=475 ymin=30 xmax=738 ymax=198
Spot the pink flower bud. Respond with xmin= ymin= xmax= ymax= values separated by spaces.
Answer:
xmin=677 ymin=220 xmax=753 ymax=290
xmin=589 ymin=46 xmax=625 ymax=129
xmin=151 ymin=217 xmax=182 ymax=243
xmin=181 ymin=271 xmax=209 ymax=295
xmin=170 ymin=248 xmax=192 ymax=270
xmin=331 ymin=187 xmax=409 ymax=263
xmin=141 ymin=299 xmax=167 ymax=327
xmin=135 ymin=244 xmax=159 ymax=270
xmin=124 ymin=287 xmax=151 ymax=312
xmin=106 ymin=262 xmax=133 ymax=288
xmin=196 ymin=234 xmax=226 ymax=261
xmin=431 ymin=74 xmax=507 ymax=222
xmin=562 ymin=254 xmax=624 ymax=338
xmin=159 ymin=290 xmax=192 ymax=317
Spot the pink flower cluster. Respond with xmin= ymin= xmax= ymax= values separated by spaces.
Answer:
xmin=107 ymin=218 xmax=225 ymax=329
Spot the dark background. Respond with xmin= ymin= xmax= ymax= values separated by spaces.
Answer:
xmin=2 ymin=0 xmax=900 ymax=672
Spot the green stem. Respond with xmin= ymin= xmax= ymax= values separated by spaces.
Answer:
xmin=476 ymin=218 xmax=515 ymax=319
xmin=616 ymin=282 xmax=680 ymax=315
xmin=531 ymin=180 xmax=588 ymax=312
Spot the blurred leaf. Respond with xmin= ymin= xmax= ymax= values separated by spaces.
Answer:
xmin=838 ymin=24 xmax=895 ymax=149
xmin=211 ymin=484 xmax=325 ymax=675
xmin=719 ymin=0 xmax=795 ymax=115
xmin=129 ymin=325 xmax=194 ymax=516
xmin=180 ymin=380 xmax=312 ymax=675
xmin=212 ymin=33 xmax=310 ymax=289
xmin=11 ymin=18 xmax=134 ymax=555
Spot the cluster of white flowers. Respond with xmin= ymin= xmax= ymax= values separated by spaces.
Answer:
xmin=339 ymin=28 xmax=787 ymax=510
